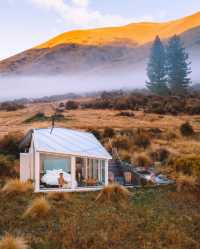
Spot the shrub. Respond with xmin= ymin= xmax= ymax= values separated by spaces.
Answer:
xmin=24 ymin=112 xmax=47 ymax=123
xmin=150 ymin=148 xmax=170 ymax=162
xmin=47 ymin=192 xmax=70 ymax=201
xmin=119 ymin=151 xmax=132 ymax=163
xmin=51 ymin=113 xmax=65 ymax=121
xmin=134 ymin=129 xmax=151 ymax=149
xmin=172 ymin=156 xmax=200 ymax=177
xmin=96 ymin=184 xmax=130 ymax=202
xmin=103 ymin=127 xmax=115 ymax=138
xmin=0 ymin=101 xmax=25 ymax=112
xmin=116 ymin=111 xmax=135 ymax=117
xmin=0 ymin=234 xmax=28 ymax=249
xmin=0 ymin=155 xmax=17 ymax=177
xmin=134 ymin=153 xmax=152 ymax=167
xmin=176 ymin=174 xmax=198 ymax=193
xmin=0 ymin=133 xmax=22 ymax=157
xmin=65 ymin=101 xmax=79 ymax=110
xmin=180 ymin=122 xmax=194 ymax=136
xmin=23 ymin=197 xmax=50 ymax=218
xmin=112 ymin=136 xmax=130 ymax=150
xmin=1 ymin=179 xmax=33 ymax=194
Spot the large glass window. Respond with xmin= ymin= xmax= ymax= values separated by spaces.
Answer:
xmin=40 ymin=154 xmax=73 ymax=189
xmin=75 ymin=157 xmax=105 ymax=187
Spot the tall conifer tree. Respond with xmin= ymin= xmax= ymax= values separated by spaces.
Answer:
xmin=166 ymin=35 xmax=191 ymax=95
xmin=146 ymin=36 xmax=168 ymax=95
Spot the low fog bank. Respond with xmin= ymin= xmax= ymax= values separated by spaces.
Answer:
xmin=0 ymin=59 xmax=199 ymax=101
xmin=0 ymin=72 xmax=146 ymax=101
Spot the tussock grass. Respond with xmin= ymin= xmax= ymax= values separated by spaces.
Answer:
xmin=0 ymin=234 xmax=27 ymax=249
xmin=176 ymin=174 xmax=198 ymax=193
xmin=1 ymin=179 xmax=33 ymax=194
xmin=23 ymin=196 xmax=50 ymax=218
xmin=96 ymin=184 xmax=131 ymax=202
xmin=47 ymin=191 xmax=70 ymax=201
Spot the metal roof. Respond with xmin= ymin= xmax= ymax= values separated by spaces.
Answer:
xmin=32 ymin=128 xmax=112 ymax=160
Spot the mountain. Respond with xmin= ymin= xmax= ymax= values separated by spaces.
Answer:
xmin=0 ymin=11 xmax=199 ymax=83
xmin=36 ymin=11 xmax=200 ymax=48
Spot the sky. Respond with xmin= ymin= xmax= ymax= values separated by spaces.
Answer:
xmin=0 ymin=0 xmax=200 ymax=60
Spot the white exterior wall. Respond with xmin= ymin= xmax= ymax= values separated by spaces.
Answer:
xmin=29 ymin=139 xmax=35 ymax=180
xmin=105 ymin=160 xmax=109 ymax=186
xmin=35 ymin=151 xmax=40 ymax=192
xmin=20 ymin=153 xmax=31 ymax=181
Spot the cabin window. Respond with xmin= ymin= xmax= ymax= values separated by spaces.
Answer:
xmin=39 ymin=154 xmax=72 ymax=190
xmin=75 ymin=158 xmax=105 ymax=187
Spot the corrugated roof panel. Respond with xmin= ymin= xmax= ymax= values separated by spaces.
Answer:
xmin=33 ymin=128 xmax=112 ymax=159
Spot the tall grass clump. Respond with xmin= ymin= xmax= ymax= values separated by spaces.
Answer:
xmin=23 ymin=197 xmax=50 ymax=218
xmin=96 ymin=184 xmax=130 ymax=203
xmin=1 ymin=179 xmax=33 ymax=194
xmin=134 ymin=129 xmax=151 ymax=149
xmin=0 ymin=234 xmax=27 ymax=249
xmin=134 ymin=153 xmax=152 ymax=167
xmin=176 ymin=174 xmax=198 ymax=193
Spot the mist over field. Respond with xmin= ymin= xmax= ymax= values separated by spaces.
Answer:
xmin=0 ymin=71 xmax=147 ymax=101
xmin=0 ymin=56 xmax=199 ymax=101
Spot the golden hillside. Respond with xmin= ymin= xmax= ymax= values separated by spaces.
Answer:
xmin=37 ymin=11 xmax=200 ymax=48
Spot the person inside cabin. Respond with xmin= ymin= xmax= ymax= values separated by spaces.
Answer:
xmin=58 ymin=172 xmax=65 ymax=188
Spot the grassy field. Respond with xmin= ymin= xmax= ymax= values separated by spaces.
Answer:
xmin=1 ymin=101 xmax=200 ymax=157
xmin=1 ymin=99 xmax=200 ymax=248
xmin=0 ymin=185 xmax=200 ymax=249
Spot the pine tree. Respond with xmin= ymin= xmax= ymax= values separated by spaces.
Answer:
xmin=146 ymin=36 xmax=168 ymax=96
xmin=166 ymin=35 xmax=191 ymax=95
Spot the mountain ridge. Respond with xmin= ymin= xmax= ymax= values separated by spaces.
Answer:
xmin=36 ymin=11 xmax=200 ymax=48
xmin=0 ymin=11 xmax=199 ymax=81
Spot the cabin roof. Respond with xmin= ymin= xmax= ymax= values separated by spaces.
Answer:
xmin=31 ymin=128 xmax=112 ymax=160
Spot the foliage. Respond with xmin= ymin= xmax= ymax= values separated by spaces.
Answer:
xmin=65 ymin=100 xmax=79 ymax=110
xmin=96 ymin=184 xmax=130 ymax=202
xmin=23 ymin=197 xmax=50 ymax=218
xmin=133 ymin=129 xmax=151 ymax=149
xmin=150 ymin=148 xmax=170 ymax=162
xmin=134 ymin=153 xmax=152 ymax=167
xmin=116 ymin=111 xmax=135 ymax=117
xmin=146 ymin=36 xmax=168 ymax=96
xmin=166 ymin=35 xmax=191 ymax=95
xmin=24 ymin=112 xmax=65 ymax=123
xmin=24 ymin=112 xmax=47 ymax=123
xmin=0 ymin=101 xmax=25 ymax=112
xmin=180 ymin=122 xmax=194 ymax=136
xmin=1 ymin=179 xmax=33 ymax=194
xmin=103 ymin=127 xmax=115 ymax=138
xmin=176 ymin=174 xmax=198 ymax=193
xmin=112 ymin=136 xmax=130 ymax=150
xmin=172 ymin=156 xmax=200 ymax=177
xmin=0 ymin=133 xmax=22 ymax=158
xmin=0 ymin=234 xmax=28 ymax=249
xmin=0 ymin=155 xmax=18 ymax=177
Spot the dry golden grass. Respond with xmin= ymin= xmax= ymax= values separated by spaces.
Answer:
xmin=47 ymin=191 xmax=70 ymax=201
xmin=96 ymin=184 xmax=131 ymax=202
xmin=23 ymin=196 xmax=50 ymax=218
xmin=134 ymin=152 xmax=152 ymax=167
xmin=176 ymin=174 xmax=198 ymax=193
xmin=0 ymin=234 xmax=27 ymax=249
xmin=1 ymin=179 xmax=33 ymax=194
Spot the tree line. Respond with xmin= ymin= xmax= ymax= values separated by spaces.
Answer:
xmin=146 ymin=35 xmax=191 ymax=96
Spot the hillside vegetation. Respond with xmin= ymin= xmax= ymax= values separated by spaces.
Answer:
xmin=0 ymin=185 xmax=200 ymax=249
